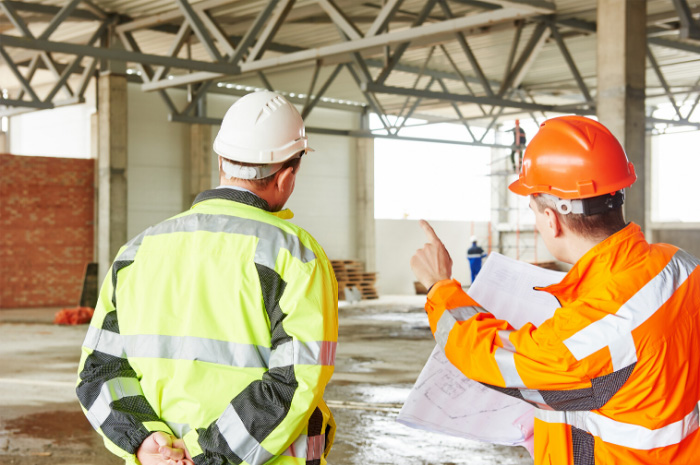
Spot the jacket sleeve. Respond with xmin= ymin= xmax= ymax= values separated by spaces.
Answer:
xmin=76 ymin=262 xmax=174 ymax=463
xmin=426 ymin=279 xmax=618 ymax=411
xmin=182 ymin=250 xmax=339 ymax=465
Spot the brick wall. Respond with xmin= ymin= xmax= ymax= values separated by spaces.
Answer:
xmin=0 ymin=154 xmax=95 ymax=308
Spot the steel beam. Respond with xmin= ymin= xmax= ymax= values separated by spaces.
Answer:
xmin=671 ymin=0 xmax=700 ymax=40
xmin=246 ymin=0 xmax=296 ymax=62
xmin=38 ymin=0 xmax=82 ymax=40
xmin=375 ymin=0 xmax=438 ymax=85
xmin=646 ymin=44 xmax=683 ymax=120
xmin=140 ymin=6 xmax=530 ymax=91
xmin=301 ymin=63 xmax=343 ymax=119
xmin=363 ymin=82 xmax=595 ymax=114
xmin=0 ymin=34 xmax=242 ymax=74
xmin=317 ymin=0 xmax=362 ymax=41
xmin=548 ymin=21 xmax=593 ymax=104
xmin=437 ymin=0 xmax=494 ymax=96
xmin=365 ymin=0 xmax=405 ymax=37
xmin=176 ymin=0 xmax=223 ymax=61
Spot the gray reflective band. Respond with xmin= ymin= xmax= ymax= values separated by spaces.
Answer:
xmin=435 ymin=310 xmax=457 ymax=349
xmin=268 ymin=340 xmax=337 ymax=369
xmin=449 ymin=306 xmax=481 ymax=322
xmin=217 ymin=404 xmax=275 ymax=465
xmin=564 ymin=250 xmax=699 ymax=368
xmin=165 ymin=421 xmax=191 ymax=438
xmin=282 ymin=434 xmax=308 ymax=458
xmin=82 ymin=325 xmax=125 ymax=358
xmin=498 ymin=330 xmax=516 ymax=352
xmin=82 ymin=329 xmax=272 ymax=368
xmin=536 ymin=403 xmax=700 ymax=450
xmin=86 ymin=377 xmax=143 ymax=431
xmin=494 ymin=343 xmax=550 ymax=407
xmin=114 ymin=213 xmax=316 ymax=269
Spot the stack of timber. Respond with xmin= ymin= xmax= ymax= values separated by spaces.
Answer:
xmin=331 ymin=260 xmax=379 ymax=300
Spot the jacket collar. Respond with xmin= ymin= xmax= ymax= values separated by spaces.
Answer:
xmin=192 ymin=188 xmax=271 ymax=211
xmin=539 ymin=223 xmax=648 ymax=304
xmin=191 ymin=188 xmax=295 ymax=220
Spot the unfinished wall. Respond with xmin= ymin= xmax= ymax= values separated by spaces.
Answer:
xmin=652 ymin=228 xmax=700 ymax=258
xmin=376 ymin=219 xmax=492 ymax=295
xmin=0 ymin=154 xmax=94 ymax=308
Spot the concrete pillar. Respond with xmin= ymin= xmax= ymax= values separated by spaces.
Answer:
xmin=355 ymin=136 xmax=376 ymax=271
xmin=189 ymin=124 xmax=213 ymax=206
xmin=596 ymin=0 xmax=647 ymax=228
xmin=0 ymin=131 xmax=7 ymax=153
xmin=97 ymin=72 xmax=128 ymax=283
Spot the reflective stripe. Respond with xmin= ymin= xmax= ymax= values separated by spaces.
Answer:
xmin=449 ymin=306 xmax=481 ymax=322
xmin=115 ymin=230 xmax=147 ymax=263
xmin=118 ymin=213 xmax=316 ymax=269
xmin=498 ymin=330 xmax=516 ymax=352
xmin=494 ymin=344 xmax=549 ymax=408
xmin=307 ymin=434 xmax=325 ymax=460
xmin=165 ymin=421 xmax=191 ymax=438
xmin=86 ymin=377 xmax=143 ymax=431
xmin=536 ymin=402 xmax=700 ymax=450
xmin=283 ymin=434 xmax=307 ymax=458
xmin=82 ymin=330 xmax=273 ymax=368
xmin=269 ymin=340 xmax=337 ymax=369
xmin=217 ymin=404 xmax=275 ymax=465
xmin=564 ymin=250 xmax=698 ymax=368
xmin=435 ymin=306 xmax=480 ymax=348
xmin=82 ymin=325 xmax=125 ymax=358
xmin=435 ymin=310 xmax=456 ymax=349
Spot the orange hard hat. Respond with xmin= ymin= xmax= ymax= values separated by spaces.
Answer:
xmin=508 ymin=116 xmax=636 ymax=199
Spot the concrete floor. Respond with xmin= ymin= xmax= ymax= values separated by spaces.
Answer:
xmin=0 ymin=297 xmax=532 ymax=465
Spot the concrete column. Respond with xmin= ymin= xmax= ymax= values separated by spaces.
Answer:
xmin=596 ymin=0 xmax=647 ymax=228
xmin=0 ymin=132 xmax=7 ymax=153
xmin=355 ymin=136 xmax=376 ymax=271
xmin=97 ymin=72 xmax=128 ymax=283
xmin=189 ymin=124 xmax=213 ymax=206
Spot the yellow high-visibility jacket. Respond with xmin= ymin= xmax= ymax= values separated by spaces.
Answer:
xmin=426 ymin=223 xmax=700 ymax=464
xmin=77 ymin=188 xmax=338 ymax=465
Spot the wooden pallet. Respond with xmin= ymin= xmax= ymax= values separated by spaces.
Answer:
xmin=331 ymin=260 xmax=378 ymax=301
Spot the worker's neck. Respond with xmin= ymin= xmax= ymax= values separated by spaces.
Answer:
xmin=559 ymin=231 xmax=604 ymax=265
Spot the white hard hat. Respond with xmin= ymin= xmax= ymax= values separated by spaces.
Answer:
xmin=470 ymin=235 xmax=478 ymax=243
xmin=213 ymin=90 xmax=313 ymax=165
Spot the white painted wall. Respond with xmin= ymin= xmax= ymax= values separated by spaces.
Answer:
xmin=376 ymin=219 xmax=493 ymax=295
xmin=126 ymin=84 xmax=190 ymax=239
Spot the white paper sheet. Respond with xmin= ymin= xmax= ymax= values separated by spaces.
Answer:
xmin=397 ymin=253 xmax=566 ymax=448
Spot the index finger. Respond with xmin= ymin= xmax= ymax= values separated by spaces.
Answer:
xmin=419 ymin=219 xmax=443 ymax=245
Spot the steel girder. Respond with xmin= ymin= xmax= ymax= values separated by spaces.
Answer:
xmin=1 ymin=0 xmax=700 ymax=138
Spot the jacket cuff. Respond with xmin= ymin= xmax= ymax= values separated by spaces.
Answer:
xmin=183 ymin=428 xmax=204 ymax=462
xmin=425 ymin=279 xmax=481 ymax=334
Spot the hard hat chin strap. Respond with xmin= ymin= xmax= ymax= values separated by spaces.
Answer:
xmin=540 ymin=191 xmax=625 ymax=216
xmin=222 ymin=158 xmax=286 ymax=180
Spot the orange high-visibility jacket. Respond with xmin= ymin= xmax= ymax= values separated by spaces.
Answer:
xmin=426 ymin=223 xmax=700 ymax=464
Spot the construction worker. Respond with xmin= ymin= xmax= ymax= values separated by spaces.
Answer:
xmin=466 ymin=235 xmax=486 ymax=283
xmin=410 ymin=116 xmax=700 ymax=464
xmin=76 ymin=91 xmax=338 ymax=465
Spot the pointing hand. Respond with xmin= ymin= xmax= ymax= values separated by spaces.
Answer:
xmin=410 ymin=220 xmax=453 ymax=290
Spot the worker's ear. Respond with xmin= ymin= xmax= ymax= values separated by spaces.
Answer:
xmin=543 ymin=207 xmax=563 ymax=238
xmin=274 ymin=165 xmax=296 ymax=196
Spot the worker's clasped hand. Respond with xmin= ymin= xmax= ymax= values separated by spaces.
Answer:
xmin=410 ymin=220 xmax=453 ymax=290
xmin=136 ymin=431 xmax=194 ymax=465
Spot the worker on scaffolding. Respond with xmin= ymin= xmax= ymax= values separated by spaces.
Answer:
xmin=410 ymin=115 xmax=700 ymax=464
xmin=509 ymin=124 xmax=527 ymax=173
xmin=76 ymin=91 xmax=338 ymax=465
xmin=466 ymin=235 xmax=486 ymax=284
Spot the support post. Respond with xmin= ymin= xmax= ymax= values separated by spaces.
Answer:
xmin=97 ymin=72 xmax=128 ymax=283
xmin=190 ymin=124 xmax=213 ymax=206
xmin=355 ymin=113 xmax=375 ymax=271
xmin=596 ymin=0 xmax=646 ymax=229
